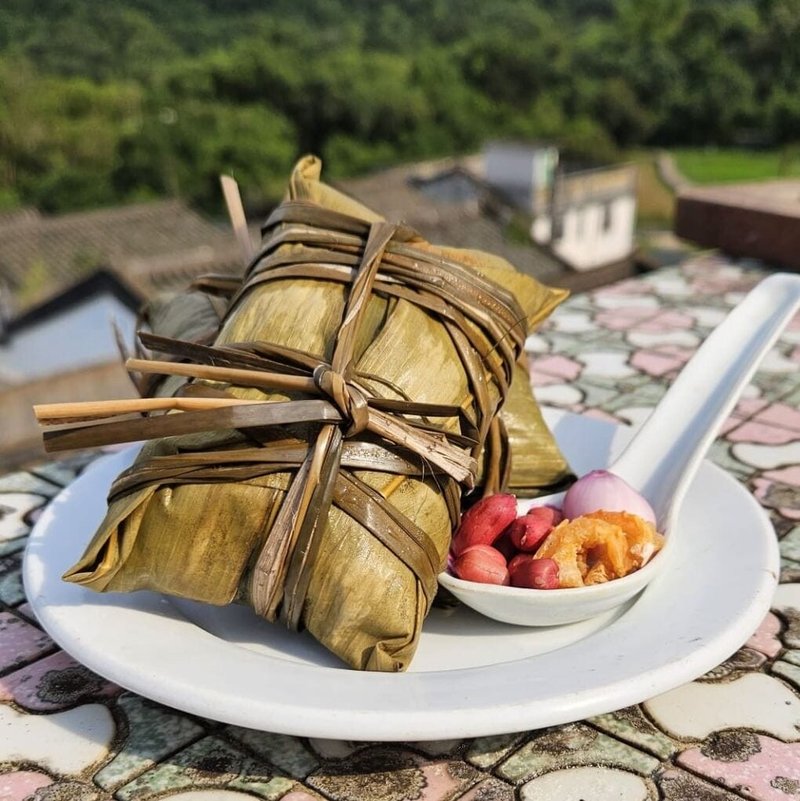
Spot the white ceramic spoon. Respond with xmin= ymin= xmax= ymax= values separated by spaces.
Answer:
xmin=439 ymin=272 xmax=800 ymax=625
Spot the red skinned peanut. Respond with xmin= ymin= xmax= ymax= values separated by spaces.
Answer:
xmin=451 ymin=493 xmax=517 ymax=555
xmin=493 ymin=530 xmax=517 ymax=562
xmin=508 ymin=514 xmax=550 ymax=552
xmin=540 ymin=505 xmax=564 ymax=526
xmin=453 ymin=544 xmax=510 ymax=586
xmin=509 ymin=555 xmax=560 ymax=589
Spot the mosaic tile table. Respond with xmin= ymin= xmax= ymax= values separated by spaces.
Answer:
xmin=1 ymin=254 xmax=799 ymax=801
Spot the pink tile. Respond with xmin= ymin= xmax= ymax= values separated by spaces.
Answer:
xmin=582 ymin=408 xmax=623 ymax=424
xmin=310 ymin=751 xmax=478 ymax=801
xmin=0 ymin=772 xmax=53 ymax=801
xmin=596 ymin=307 xmax=656 ymax=331
xmin=634 ymin=310 xmax=695 ymax=333
xmin=0 ymin=650 xmax=121 ymax=711
xmin=594 ymin=280 xmax=650 ymax=297
xmin=719 ymin=417 xmax=742 ymax=436
xmin=630 ymin=350 xmax=686 ymax=377
xmin=736 ymin=398 xmax=770 ymax=418
xmin=530 ymin=355 xmax=583 ymax=381
xmin=754 ymin=478 xmax=800 ymax=521
xmin=727 ymin=422 xmax=799 ymax=446
xmin=745 ymin=612 xmax=783 ymax=659
xmin=418 ymin=757 xmax=479 ymax=799
xmin=0 ymin=612 xmax=54 ymax=672
xmin=530 ymin=371 xmax=567 ymax=387
xmin=677 ymin=734 xmax=800 ymax=801
xmin=756 ymin=403 xmax=800 ymax=433
xmin=651 ymin=344 xmax=694 ymax=359
xmin=763 ymin=465 xmax=800 ymax=489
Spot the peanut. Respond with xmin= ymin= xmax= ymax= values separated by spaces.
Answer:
xmin=453 ymin=544 xmax=510 ymax=585
xmin=507 ymin=506 xmax=560 ymax=552
xmin=451 ymin=493 xmax=517 ymax=555
xmin=509 ymin=555 xmax=560 ymax=590
xmin=493 ymin=530 xmax=517 ymax=562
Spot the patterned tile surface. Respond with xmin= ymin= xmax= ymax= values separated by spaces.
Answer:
xmin=1 ymin=255 xmax=798 ymax=799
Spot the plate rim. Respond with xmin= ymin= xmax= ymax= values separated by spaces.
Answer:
xmin=22 ymin=408 xmax=780 ymax=740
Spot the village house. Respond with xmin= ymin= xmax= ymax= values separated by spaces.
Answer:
xmin=0 ymin=200 xmax=249 ymax=465
xmin=338 ymin=142 xmax=640 ymax=285
xmin=479 ymin=142 xmax=639 ymax=272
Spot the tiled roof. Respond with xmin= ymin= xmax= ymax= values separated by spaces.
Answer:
xmin=0 ymin=154 xmax=603 ymax=323
xmin=0 ymin=200 xmax=248 ymax=314
xmin=334 ymin=159 xmax=569 ymax=285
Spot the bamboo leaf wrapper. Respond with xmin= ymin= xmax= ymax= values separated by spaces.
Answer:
xmin=56 ymin=156 xmax=572 ymax=671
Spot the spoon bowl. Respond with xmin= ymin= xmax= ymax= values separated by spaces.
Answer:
xmin=439 ymin=491 xmax=664 ymax=625
xmin=439 ymin=273 xmax=800 ymax=626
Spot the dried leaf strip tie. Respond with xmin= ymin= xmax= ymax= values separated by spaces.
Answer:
xmin=36 ymin=204 xmax=528 ymax=641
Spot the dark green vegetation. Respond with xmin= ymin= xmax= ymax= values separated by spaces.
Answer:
xmin=1 ymin=0 xmax=799 ymax=214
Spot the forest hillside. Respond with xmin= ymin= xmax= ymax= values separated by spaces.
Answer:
xmin=1 ymin=0 xmax=798 ymax=213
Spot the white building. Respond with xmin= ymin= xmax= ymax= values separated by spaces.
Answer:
xmin=483 ymin=142 xmax=638 ymax=272
xmin=0 ymin=270 xmax=139 ymax=383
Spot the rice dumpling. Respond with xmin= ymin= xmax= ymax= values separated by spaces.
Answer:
xmin=46 ymin=156 xmax=571 ymax=671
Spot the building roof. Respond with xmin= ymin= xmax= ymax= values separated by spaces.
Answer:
xmin=678 ymin=180 xmax=800 ymax=216
xmin=335 ymin=160 xmax=569 ymax=285
xmin=1 ymin=268 xmax=143 ymax=340
xmin=0 ymin=199 xmax=249 ymax=316
xmin=0 ymin=145 xmax=635 ymax=327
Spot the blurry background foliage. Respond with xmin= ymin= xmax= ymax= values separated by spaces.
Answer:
xmin=1 ymin=0 xmax=799 ymax=215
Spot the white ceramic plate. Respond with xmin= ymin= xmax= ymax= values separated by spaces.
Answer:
xmin=23 ymin=409 xmax=779 ymax=741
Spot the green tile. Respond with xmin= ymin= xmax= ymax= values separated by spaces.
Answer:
xmin=29 ymin=462 xmax=81 ymax=488
xmin=466 ymin=733 xmax=530 ymax=770
xmin=0 ymin=557 xmax=25 ymax=606
xmin=226 ymin=726 xmax=319 ymax=779
xmin=590 ymin=707 xmax=679 ymax=760
xmin=455 ymin=776 xmax=515 ymax=800
xmin=94 ymin=693 xmax=205 ymax=790
xmin=497 ymin=723 xmax=659 ymax=784
xmin=780 ymin=527 xmax=800 ymax=563
xmin=0 ymin=474 xmax=56 ymax=497
xmin=706 ymin=441 xmax=752 ymax=480
xmin=0 ymin=536 xmax=26 ymax=558
xmin=572 ymin=382 xmax=621 ymax=410
xmin=781 ymin=556 xmax=800 ymax=572
xmin=771 ymin=659 xmax=800 ymax=690
xmin=115 ymin=736 xmax=293 ymax=800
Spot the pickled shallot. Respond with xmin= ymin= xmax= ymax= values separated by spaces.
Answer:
xmin=563 ymin=470 xmax=656 ymax=524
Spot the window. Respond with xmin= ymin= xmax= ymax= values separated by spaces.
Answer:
xmin=602 ymin=202 xmax=613 ymax=232
xmin=575 ymin=207 xmax=585 ymax=239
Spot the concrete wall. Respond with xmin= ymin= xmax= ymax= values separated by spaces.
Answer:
xmin=551 ymin=195 xmax=637 ymax=271
xmin=529 ymin=163 xmax=638 ymax=271
xmin=484 ymin=143 xmax=558 ymax=213
xmin=0 ymin=293 xmax=137 ymax=382
xmin=675 ymin=182 xmax=800 ymax=271
xmin=0 ymin=359 xmax=135 ymax=469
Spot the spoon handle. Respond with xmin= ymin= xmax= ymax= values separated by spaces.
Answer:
xmin=611 ymin=272 xmax=800 ymax=528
